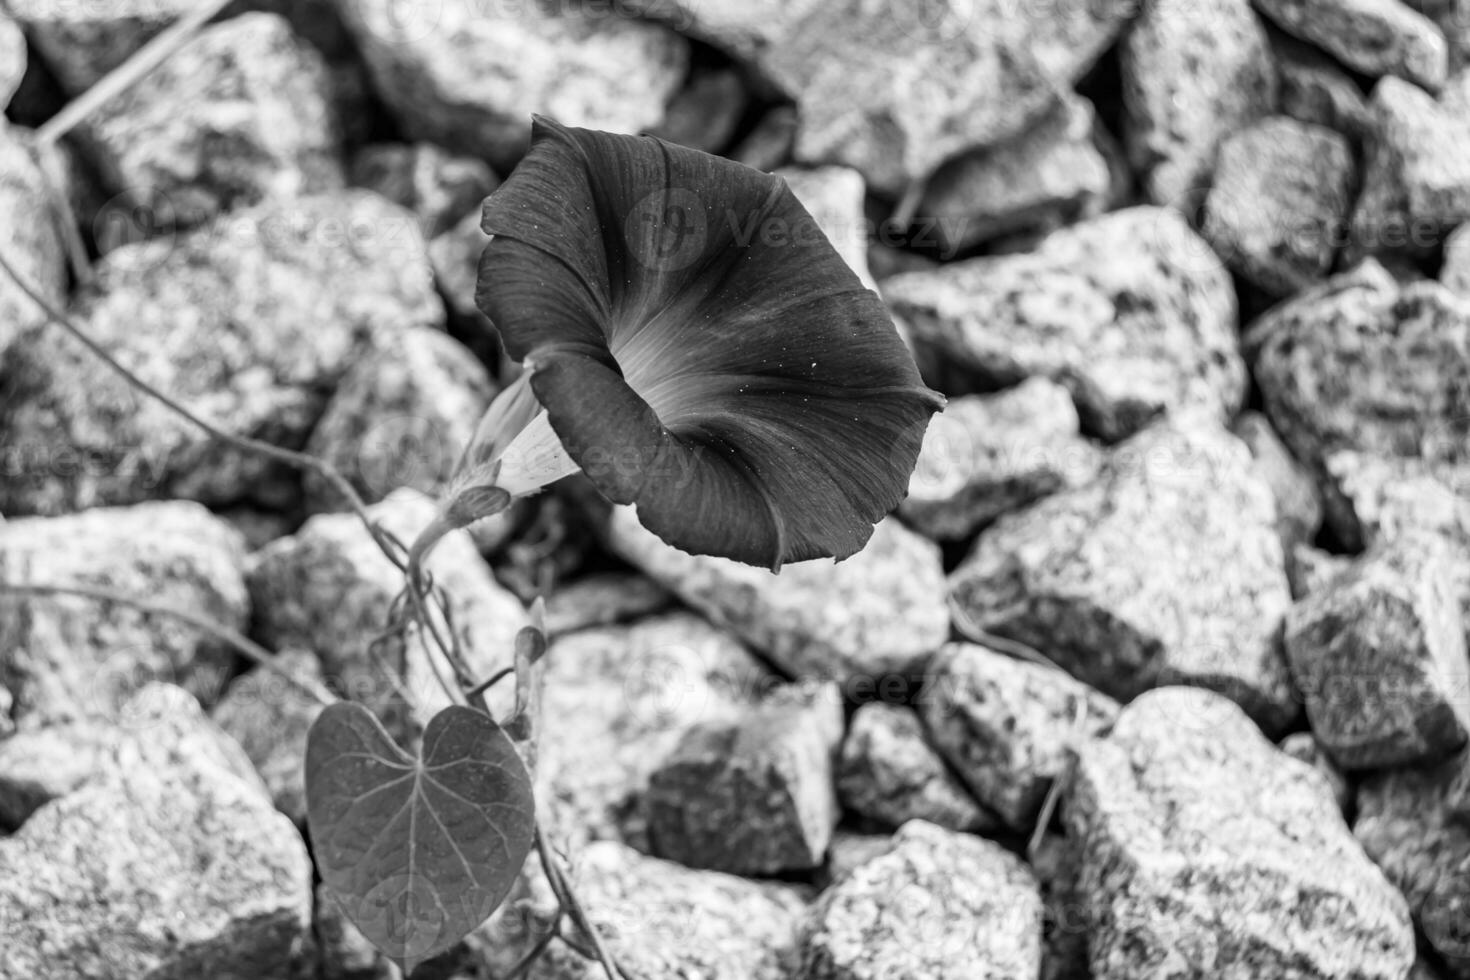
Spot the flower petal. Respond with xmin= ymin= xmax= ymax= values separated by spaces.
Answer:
xmin=476 ymin=118 xmax=942 ymax=569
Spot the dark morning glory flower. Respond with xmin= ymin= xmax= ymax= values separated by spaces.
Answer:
xmin=434 ymin=117 xmax=942 ymax=572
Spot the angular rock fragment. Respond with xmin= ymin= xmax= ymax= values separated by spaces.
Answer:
xmin=645 ymin=683 xmax=844 ymax=875
xmin=4 ymin=0 xmax=190 ymax=92
xmin=777 ymin=165 xmax=876 ymax=289
xmin=1068 ymin=688 xmax=1416 ymax=980
xmin=0 ymin=15 xmax=23 ymax=112
xmin=0 ymin=123 xmax=66 ymax=356
xmin=348 ymin=141 xmax=497 ymax=238
xmin=607 ymin=508 xmax=949 ymax=681
xmin=884 ymin=207 xmax=1245 ymax=441
xmin=542 ymin=572 xmax=674 ymax=637
xmin=1234 ymin=410 xmax=1326 ymax=550
xmin=1280 ymin=731 xmax=1354 ymax=813
xmin=1273 ymin=32 xmax=1375 ymax=137
xmin=1255 ymin=0 xmax=1448 ymax=90
xmin=649 ymin=66 xmax=749 ymax=155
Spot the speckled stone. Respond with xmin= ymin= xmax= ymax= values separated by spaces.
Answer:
xmin=479 ymin=841 xmax=810 ymax=980
xmin=1205 ymin=117 xmax=1356 ymax=294
xmin=1256 ymin=0 xmax=1447 ymax=89
xmin=1121 ymin=0 xmax=1277 ymax=205
xmin=348 ymin=141 xmax=498 ymax=238
xmin=801 ymin=819 xmax=1043 ymax=980
xmin=837 ymin=702 xmax=997 ymax=834
xmin=0 ymin=191 xmax=443 ymax=515
xmin=1280 ymin=732 xmax=1354 ymax=813
xmin=916 ymin=94 xmax=1110 ymax=255
xmin=77 ymin=13 xmax=343 ymax=231
xmin=1233 ymin=410 xmax=1325 ymax=551
xmin=0 ymin=502 xmax=247 ymax=731
xmin=884 ymin=207 xmax=1246 ymax=442
xmin=1067 ymin=688 xmax=1416 ymax=980
xmin=645 ymin=683 xmax=844 ymax=875
xmin=1290 ymin=543 xmax=1356 ymax=600
xmin=1248 ymin=262 xmax=1470 ymax=502
xmin=0 ymin=123 xmax=66 ymax=357
xmin=1273 ymin=33 xmax=1375 ymax=137
xmin=4 ymin=0 xmax=190 ymax=93
xmin=607 ymin=507 xmax=949 ymax=682
xmin=1356 ymin=750 xmax=1470 ymax=976
xmin=535 ymin=611 xmax=773 ymax=849
xmin=1349 ymin=77 xmax=1470 ymax=258
xmin=919 ymin=643 xmax=1118 ymax=832
xmin=0 ymin=687 xmax=312 ymax=979
xmin=336 ymin=0 xmax=687 ymax=172
xmin=1285 ymin=533 xmax=1470 ymax=769
xmin=211 ymin=650 xmax=326 ymax=826
xmin=248 ymin=491 xmax=528 ymax=738
xmin=950 ymin=419 xmax=1298 ymax=733
xmin=302 ymin=325 xmax=495 ymax=514
xmin=777 ymin=165 xmax=876 ymax=290
xmin=901 ymin=378 xmax=1102 ymax=541
xmin=1444 ymin=222 xmax=1470 ymax=295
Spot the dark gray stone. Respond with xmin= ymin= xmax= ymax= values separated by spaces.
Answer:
xmin=1274 ymin=32 xmax=1375 ymax=137
xmin=542 ymin=572 xmax=675 ymax=637
xmin=648 ymin=66 xmax=748 ymax=155
xmin=1067 ymin=687 xmax=1416 ymax=979
xmin=348 ymin=141 xmax=498 ymax=238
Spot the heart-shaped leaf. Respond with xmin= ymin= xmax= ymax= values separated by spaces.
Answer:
xmin=305 ymin=702 xmax=536 ymax=974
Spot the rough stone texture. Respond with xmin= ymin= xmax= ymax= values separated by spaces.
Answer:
xmin=336 ymin=0 xmax=688 ymax=172
xmin=0 ymin=686 xmax=313 ymax=979
xmin=1031 ymin=832 xmax=1089 ymax=980
xmin=1325 ymin=452 xmax=1470 ymax=561
xmin=836 ymin=701 xmax=997 ymax=834
xmin=1350 ymin=77 xmax=1470 ymax=258
xmin=0 ymin=14 xmax=22 ymax=111
xmin=649 ymin=66 xmax=749 ymax=155
xmin=916 ymin=94 xmax=1110 ymax=255
xmin=883 ymin=207 xmax=1246 ymax=442
xmin=1356 ymin=751 xmax=1470 ymax=977
xmin=1280 ymin=732 xmax=1354 ymax=813
xmin=480 ymin=841 xmax=809 ymax=980
xmin=315 ymin=882 xmax=401 ymax=980
xmin=607 ymin=507 xmax=950 ymax=681
xmin=645 ymin=683 xmax=844 ymax=875
xmin=78 ymin=13 xmax=343 ymax=231
xmin=1205 ymin=116 xmax=1356 ymax=295
xmin=901 ymin=377 xmax=1103 ymax=541
xmin=210 ymin=650 xmax=326 ymax=826
xmin=1444 ymin=222 xmax=1470 ymax=295
xmin=0 ymin=502 xmax=247 ymax=731
xmin=1274 ymin=32 xmax=1375 ymax=137
xmin=1255 ymin=0 xmax=1448 ymax=90
xmin=1290 ymin=542 xmax=1356 ymax=599
xmin=4 ymin=0 xmax=190 ymax=93
xmin=801 ymin=819 xmax=1044 ymax=980
xmin=302 ymin=325 xmax=495 ymax=514
xmin=542 ymin=572 xmax=675 ymax=637
xmin=950 ymin=419 xmax=1299 ymax=732
xmin=1121 ymin=0 xmax=1277 ymax=205
xmin=0 ymin=191 xmax=442 ymax=515
xmin=777 ymin=165 xmax=876 ymax=290
xmin=1067 ymin=688 xmax=1416 ymax=980
xmin=428 ymin=207 xmax=491 ymax=327
xmin=536 ymin=611 xmax=774 ymax=849
xmin=0 ymin=123 xmax=66 ymax=357
xmin=920 ymin=643 xmax=1119 ymax=832
xmin=1248 ymin=261 xmax=1470 ymax=500
xmin=348 ymin=141 xmax=498 ymax=238
xmin=1234 ymin=410 xmax=1326 ymax=551
xmin=248 ymin=491 xmax=529 ymax=737
xmin=1285 ymin=533 xmax=1470 ymax=769
xmin=823 ymin=832 xmax=896 ymax=886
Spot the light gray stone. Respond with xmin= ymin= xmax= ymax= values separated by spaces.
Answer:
xmin=4 ymin=0 xmax=190 ymax=93
xmin=77 ymin=13 xmax=342 ymax=232
xmin=1067 ymin=687 xmax=1416 ymax=980
xmin=920 ymin=642 xmax=1119 ymax=832
xmin=1274 ymin=32 xmax=1376 ymax=137
xmin=1289 ymin=542 xmax=1356 ymax=599
xmin=1205 ymin=116 xmax=1356 ymax=294
xmin=0 ymin=501 xmax=247 ymax=730
xmin=950 ymin=419 xmax=1299 ymax=732
xmin=777 ymin=165 xmax=875 ymax=290
xmin=1234 ymin=410 xmax=1326 ymax=551
xmin=884 ymin=207 xmax=1246 ymax=441
xmin=348 ymin=141 xmax=497 ymax=239
xmin=645 ymin=682 xmax=844 ymax=875
xmin=0 ymin=123 xmax=66 ymax=357
xmin=916 ymin=94 xmax=1110 ymax=255
xmin=336 ymin=0 xmax=687 ymax=172
xmin=302 ymin=325 xmax=495 ymax=514
xmin=1280 ymin=732 xmax=1354 ymax=813
xmin=901 ymin=378 xmax=1103 ymax=541
xmin=0 ymin=191 xmax=443 ymax=515
xmin=0 ymin=687 xmax=312 ymax=979
xmin=607 ymin=507 xmax=949 ymax=682
xmin=1444 ymin=222 xmax=1470 ymax=295
xmin=837 ymin=701 xmax=997 ymax=834
xmin=1357 ymin=750 xmax=1470 ymax=977
xmin=536 ymin=611 xmax=774 ymax=849
xmin=801 ymin=819 xmax=1043 ymax=980
xmin=0 ymin=14 xmax=23 ymax=112
xmin=1122 ymin=0 xmax=1277 ymax=205
xmin=1285 ymin=533 xmax=1470 ymax=768
xmin=1255 ymin=0 xmax=1448 ymax=89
